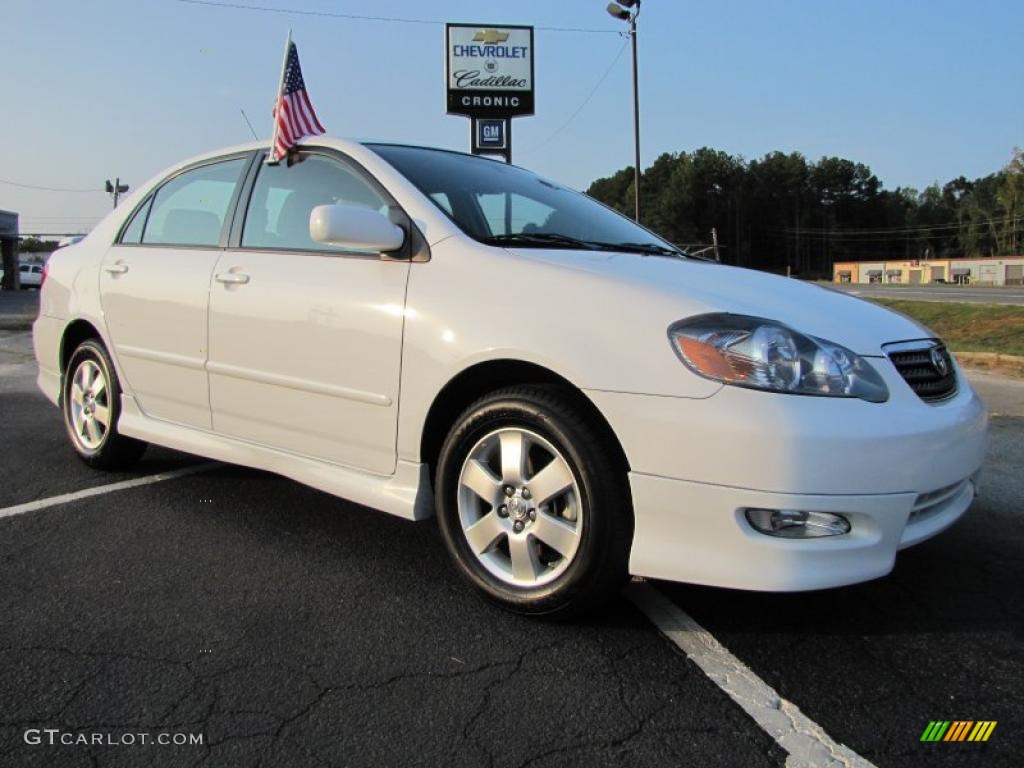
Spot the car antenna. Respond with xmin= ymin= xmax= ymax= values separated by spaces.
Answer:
xmin=240 ymin=109 xmax=259 ymax=140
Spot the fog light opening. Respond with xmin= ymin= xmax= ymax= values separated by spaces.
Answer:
xmin=744 ymin=508 xmax=850 ymax=538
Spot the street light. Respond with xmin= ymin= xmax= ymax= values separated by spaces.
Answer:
xmin=105 ymin=178 xmax=129 ymax=208
xmin=607 ymin=0 xmax=641 ymax=222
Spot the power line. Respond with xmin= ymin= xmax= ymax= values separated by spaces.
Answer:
xmin=525 ymin=37 xmax=630 ymax=154
xmin=0 ymin=178 xmax=102 ymax=193
xmin=782 ymin=214 xmax=1024 ymax=237
xmin=173 ymin=0 xmax=620 ymax=33
xmin=19 ymin=216 xmax=103 ymax=221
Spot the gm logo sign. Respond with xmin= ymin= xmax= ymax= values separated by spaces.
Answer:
xmin=478 ymin=119 xmax=506 ymax=149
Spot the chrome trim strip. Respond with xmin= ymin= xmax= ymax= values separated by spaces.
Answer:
xmin=117 ymin=345 xmax=206 ymax=371
xmin=206 ymin=361 xmax=393 ymax=407
xmin=882 ymin=339 xmax=940 ymax=353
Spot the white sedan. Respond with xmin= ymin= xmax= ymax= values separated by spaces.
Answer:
xmin=33 ymin=139 xmax=988 ymax=615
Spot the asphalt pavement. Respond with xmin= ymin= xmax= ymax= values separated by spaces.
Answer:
xmin=0 ymin=290 xmax=40 ymax=330
xmin=1 ymin=329 xmax=1021 ymax=768
xmin=827 ymin=283 xmax=1024 ymax=305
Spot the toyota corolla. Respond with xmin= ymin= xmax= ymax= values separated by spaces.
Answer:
xmin=33 ymin=139 xmax=988 ymax=615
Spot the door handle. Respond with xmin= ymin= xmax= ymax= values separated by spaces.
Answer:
xmin=215 ymin=272 xmax=251 ymax=285
xmin=104 ymin=263 xmax=129 ymax=275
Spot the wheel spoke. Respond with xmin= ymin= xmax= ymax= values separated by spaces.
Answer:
xmin=92 ymin=403 xmax=110 ymax=427
xmin=499 ymin=430 xmax=527 ymax=485
xmin=509 ymin=535 xmax=542 ymax=582
xmin=527 ymin=458 xmax=574 ymax=506
xmin=84 ymin=418 xmax=101 ymax=444
xmin=71 ymin=383 xmax=85 ymax=405
xmin=464 ymin=512 xmax=505 ymax=555
xmin=531 ymin=514 xmax=579 ymax=558
xmin=91 ymin=376 xmax=106 ymax=399
xmin=81 ymin=362 xmax=96 ymax=391
xmin=462 ymin=459 xmax=502 ymax=505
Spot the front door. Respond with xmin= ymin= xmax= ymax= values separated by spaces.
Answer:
xmin=99 ymin=155 xmax=250 ymax=428
xmin=207 ymin=152 xmax=409 ymax=474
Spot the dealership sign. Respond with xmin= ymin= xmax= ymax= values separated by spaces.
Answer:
xmin=445 ymin=24 xmax=535 ymax=118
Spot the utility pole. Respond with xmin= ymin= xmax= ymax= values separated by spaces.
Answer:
xmin=607 ymin=1 xmax=642 ymax=223
xmin=711 ymin=227 xmax=719 ymax=262
xmin=630 ymin=9 xmax=640 ymax=223
xmin=105 ymin=178 xmax=129 ymax=208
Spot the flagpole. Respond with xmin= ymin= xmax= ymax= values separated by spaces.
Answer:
xmin=267 ymin=29 xmax=292 ymax=164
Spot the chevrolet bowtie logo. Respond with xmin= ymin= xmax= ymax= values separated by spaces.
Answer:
xmin=473 ymin=29 xmax=510 ymax=44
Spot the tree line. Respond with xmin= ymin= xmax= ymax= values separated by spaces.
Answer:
xmin=586 ymin=147 xmax=1024 ymax=276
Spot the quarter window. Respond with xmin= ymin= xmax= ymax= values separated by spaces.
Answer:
xmin=242 ymin=154 xmax=389 ymax=252
xmin=142 ymin=158 xmax=246 ymax=246
xmin=120 ymin=196 xmax=152 ymax=244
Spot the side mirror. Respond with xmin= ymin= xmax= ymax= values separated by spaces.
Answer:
xmin=309 ymin=204 xmax=405 ymax=252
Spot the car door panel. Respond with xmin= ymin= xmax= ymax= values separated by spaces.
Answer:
xmin=208 ymin=251 xmax=408 ymax=473
xmin=98 ymin=155 xmax=250 ymax=429
xmin=207 ymin=151 xmax=409 ymax=475
xmin=100 ymin=246 xmax=221 ymax=428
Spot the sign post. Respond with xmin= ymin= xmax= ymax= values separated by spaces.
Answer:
xmin=445 ymin=24 xmax=534 ymax=163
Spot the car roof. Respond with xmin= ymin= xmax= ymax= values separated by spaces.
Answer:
xmin=176 ymin=137 xmax=480 ymax=167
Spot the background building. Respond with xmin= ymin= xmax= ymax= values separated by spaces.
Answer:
xmin=0 ymin=210 xmax=18 ymax=290
xmin=833 ymin=257 xmax=1024 ymax=286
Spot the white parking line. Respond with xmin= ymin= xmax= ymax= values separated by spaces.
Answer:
xmin=0 ymin=463 xmax=219 ymax=520
xmin=629 ymin=583 xmax=877 ymax=768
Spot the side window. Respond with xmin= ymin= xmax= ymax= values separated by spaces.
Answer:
xmin=119 ymin=196 xmax=152 ymax=244
xmin=242 ymin=154 xmax=389 ymax=252
xmin=142 ymin=157 xmax=246 ymax=246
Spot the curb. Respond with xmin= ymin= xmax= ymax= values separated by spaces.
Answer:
xmin=0 ymin=316 xmax=35 ymax=332
xmin=954 ymin=351 xmax=1024 ymax=366
xmin=955 ymin=351 xmax=1024 ymax=379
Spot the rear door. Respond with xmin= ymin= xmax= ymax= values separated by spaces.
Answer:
xmin=99 ymin=154 xmax=252 ymax=428
xmin=207 ymin=151 xmax=411 ymax=474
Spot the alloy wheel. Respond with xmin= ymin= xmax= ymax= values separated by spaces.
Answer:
xmin=69 ymin=359 xmax=110 ymax=450
xmin=457 ymin=427 xmax=583 ymax=588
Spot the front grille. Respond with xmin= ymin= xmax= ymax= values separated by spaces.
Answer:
xmin=884 ymin=340 xmax=957 ymax=402
xmin=908 ymin=480 xmax=970 ymax=525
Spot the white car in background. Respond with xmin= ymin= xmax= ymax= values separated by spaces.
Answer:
xmin=19 ymin=263 xmax=44 ymax=289
xmin=32 ymin=139 xmax=988 ymax=615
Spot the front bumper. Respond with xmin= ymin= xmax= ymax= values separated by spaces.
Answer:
xmin=626 ymin=471 xmax=977 ymax=590
xmin=586 ymin=362 xmax=988 ymax=591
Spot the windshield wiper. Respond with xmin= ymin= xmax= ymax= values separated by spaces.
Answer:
xmin=610 ymin=242 xmax=685 ymax=257
xmin=480 ymin=232 xmax=597 ymax=250
xmin=482 ymin=233 xmax=684 ymax=257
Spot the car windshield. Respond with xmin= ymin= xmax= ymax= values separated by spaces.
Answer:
xmin=367 ymin=144 xmax=683 ymax=257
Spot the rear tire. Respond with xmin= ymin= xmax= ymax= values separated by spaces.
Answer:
xmin=63 ymin=339 xmax=147 ymax=470
xmin=435 ymin=385 xmax=632 ymax=617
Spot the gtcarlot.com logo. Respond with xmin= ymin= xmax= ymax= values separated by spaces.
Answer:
xmin=920 ymin=720 xmax=997 ymax=742
xmin=24 ymin=729 xmax=203 ymax=747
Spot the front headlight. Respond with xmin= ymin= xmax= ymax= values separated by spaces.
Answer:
xmin=668 ymin=314 xmax=889 ymax=402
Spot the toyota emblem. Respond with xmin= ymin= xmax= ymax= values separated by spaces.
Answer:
xmin=930 ymin=347 xmax=949 ymax=376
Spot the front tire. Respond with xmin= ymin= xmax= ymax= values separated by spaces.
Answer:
xmin=63 ymin=339 xmax=147 ymax=470
xmin=435 ymin=385 xmax=632 ymax=616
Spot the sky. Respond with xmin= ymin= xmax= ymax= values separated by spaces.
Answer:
xmin=3 ymin=0 xmax=1022 ymax=235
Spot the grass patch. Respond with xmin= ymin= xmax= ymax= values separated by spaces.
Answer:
xmin=873 ymin=300 xmax=1024 ymax=356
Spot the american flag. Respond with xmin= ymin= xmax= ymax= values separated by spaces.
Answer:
xmin=271 ymin=41 xmax=325 ymax=161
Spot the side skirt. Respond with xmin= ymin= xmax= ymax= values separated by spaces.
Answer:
xmin=117 ymin=395 xmax=434 ymax=521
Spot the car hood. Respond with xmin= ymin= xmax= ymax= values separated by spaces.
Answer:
xmin=509 ymin=249 xmax=931 ymax=356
